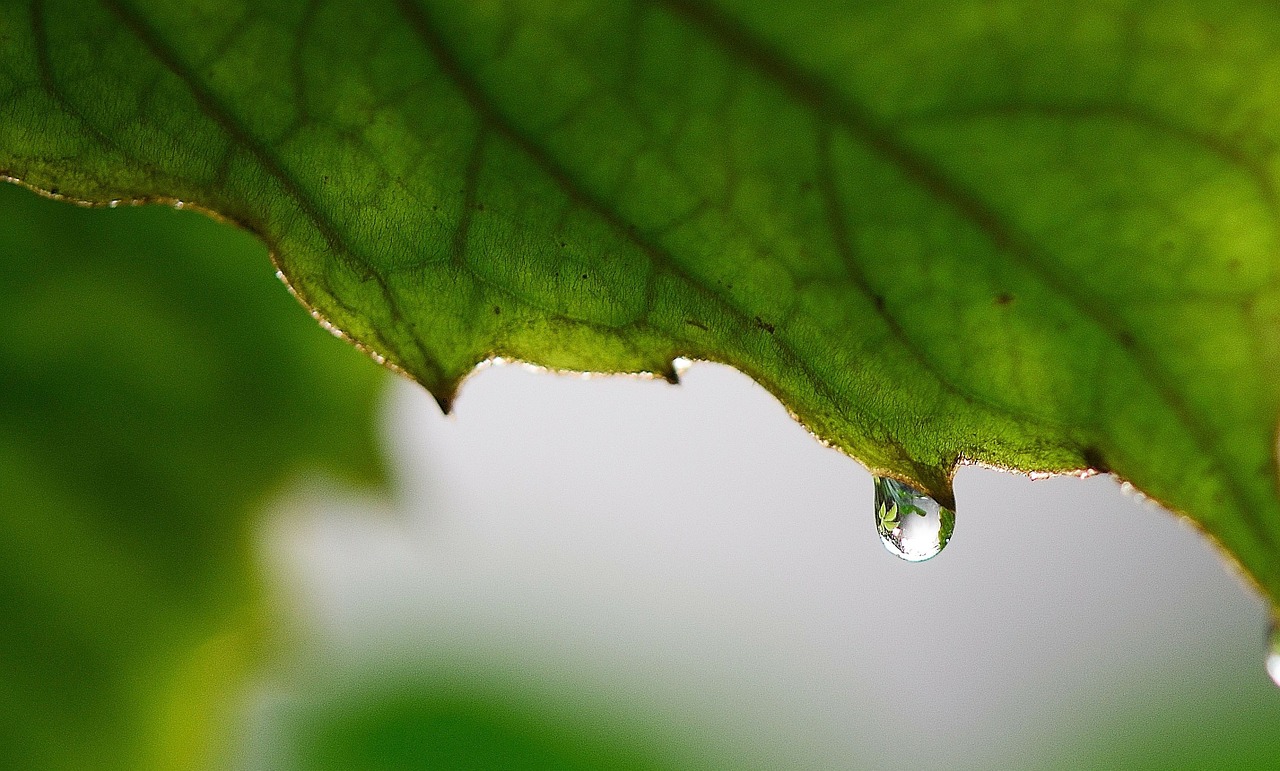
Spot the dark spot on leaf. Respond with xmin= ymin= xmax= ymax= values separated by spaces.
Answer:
xmin=476 ymin=203 xmax=485 ymax=211
xmin=872 ymin=294 xmax=885 ymax=312
xmin=995 ymin=292 xmax=1013 ymax=306
xmin=1118 ymin=330 xmax=1136 ymax=348
xmin=754 ymin=315 xmax=776 ymax=334
xmin=685 ymin=318 xmax=709 ymax=331
xmin=433 ymin=392 xmax=454 ymax=415
xmin=580 ymin=273 xmax=588 ymax=279
xmin=1083 ymin=446 xmax=1111 ymax=474
xmin=493 ymin=306 xmax=501 ymax=315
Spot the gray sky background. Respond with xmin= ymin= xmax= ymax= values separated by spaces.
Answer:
xmin=265 ymin=362 xmax=1275 ymax=770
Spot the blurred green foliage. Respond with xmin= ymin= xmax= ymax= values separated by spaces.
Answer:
xmin=0 ymin=182 xmax=385 ymax=769
xmin=1044 ymin=671 xmax=1280 ymax=771
xmin=282 ymin=668 xmax=740 ymax=771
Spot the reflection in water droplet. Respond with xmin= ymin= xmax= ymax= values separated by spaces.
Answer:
xmin=873 ymin=476 xmax=954 ymax=562
xmin=1267 ymin=622 xmax=1280 ymax=688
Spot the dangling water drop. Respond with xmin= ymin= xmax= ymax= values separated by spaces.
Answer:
xmin=874 ymin=476 xmax=954 ymax=562
xmin=1266 ymin=620 xmax=1280 ymax=688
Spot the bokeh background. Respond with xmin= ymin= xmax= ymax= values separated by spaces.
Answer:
xmin=2 ymin=180 xmax=1279 ymax=769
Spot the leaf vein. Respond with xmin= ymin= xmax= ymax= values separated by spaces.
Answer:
xmin=654 ymin=0 xmax=1275 ymax=555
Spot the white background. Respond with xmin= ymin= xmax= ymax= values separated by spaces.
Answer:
xmin=267 ymin=362 xmax=1275 ymax=769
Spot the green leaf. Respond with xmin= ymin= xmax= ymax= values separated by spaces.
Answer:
xmin=1049 ymin=671 xmax=1280 ymax=771
xmin=3 ymin=1 xmax=1279 ymax=604
xmin=281 ymin=668 xmax=748 ymax=770
xmin=0 ymin=182 xmax=385 ymax=769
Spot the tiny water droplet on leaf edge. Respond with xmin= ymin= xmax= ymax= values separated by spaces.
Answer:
xmin=873 ymin=476 xmax=955 ymax=563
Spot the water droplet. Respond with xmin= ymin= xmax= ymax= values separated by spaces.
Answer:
xmin=874 ymin=476 xmax=954 ymax=562
xmin=1267 ymin=621 xmax=1280 ymax=688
